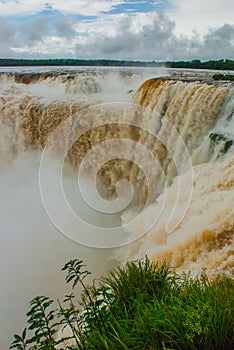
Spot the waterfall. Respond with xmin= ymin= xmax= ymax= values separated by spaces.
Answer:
xmin=119 ymin=78 xmax=234 ymax=279
xmin=1 ymin=76 xmax=233 ymax=204
xmin=0 ymin=73 xmax=233 ymax=212
xmin=0 ymin=69 xmax=233 ymax=347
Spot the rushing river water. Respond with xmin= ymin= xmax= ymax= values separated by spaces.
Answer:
xmin=0 ymin=67 xmax=233 ymax=348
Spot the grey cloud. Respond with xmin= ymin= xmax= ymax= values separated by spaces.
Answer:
xmin=75 ymin=14 xmax=234 ymax=60
xmin=0 ymin=19 xmax=15 ymax=42
xmin=0 ymin=19 xmax=17 ymax=56
xmin=20 ymin=16 xmax=50 ymax=44
xmin=202 ymin=24 xmax=234 ymax=59
xmin=75 ymin=13 xmax=187 ymax=60
xmin=54 ymin=17 xmax=77 ymax=38
xmin=0 ymin=11 xmax=234 ymax=60
xmin=0 ymin=14 xmax=78 ymax=57
xmin=0 ymin=16 xmax=50 ymax=57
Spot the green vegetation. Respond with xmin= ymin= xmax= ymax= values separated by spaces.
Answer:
xmin=209 ymin=132 xmax=234 ymax=155
xmin=11 ymin=257 xmax=234 ymax=350
xmin=213 ymin=74 xmax=234 ymax=81
xmin=1 ymin=58 xmax=234 ymax=70
xmin=166 ymin=59 xmax=234 ymax=71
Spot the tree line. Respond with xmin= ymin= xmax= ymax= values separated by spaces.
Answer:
xmin=0 ymin=58 xmax=234 ymax=70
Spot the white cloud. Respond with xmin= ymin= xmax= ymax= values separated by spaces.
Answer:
xmin=170 ymin=0 xmax=234 ymax=36
xmin=0 ymin=0 xmax=45 ymax=17
xmin=2 ymin=10 xmax=234 ymax=61
xmin=0 ymin=0 xmax=234 ymax=59
xmin=0 ymin=0 xmax=123 ymax=17
xmin=49 ymin=0 xmax=122 ymax=16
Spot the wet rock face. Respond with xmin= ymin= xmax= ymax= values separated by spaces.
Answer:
xmin=78 ymin=77 xmax=101 ymax=93
xmin=209 ymin=132 xmax=234 ymax=154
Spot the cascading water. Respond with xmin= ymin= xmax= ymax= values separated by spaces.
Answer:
xmin=119 ymin=78 xmax=234 ymax=278
xmin=0 ymin=68 xmax=233 ymax=348
xmin=62 ymin=75 xmax=233 ymax=277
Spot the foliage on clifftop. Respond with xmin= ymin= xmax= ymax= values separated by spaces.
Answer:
xmin=11 ymin=257 xmax=234 ymax=350
xmin=213 ymin=74 xmax=234 ymax=81
xmin=1 ymin=58 xmax=234 ymax=71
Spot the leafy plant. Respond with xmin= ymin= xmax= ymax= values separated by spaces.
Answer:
xmin=10 ymin=328 xmax=28 ymax=350
xmin=10 ymin=257 xmax=234 ymax=350
xmin=10 ymin=296 xmax=58 ymax=350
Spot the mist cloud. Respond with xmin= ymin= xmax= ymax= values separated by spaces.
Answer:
xmin=0 ymin=152 xmax=112 ymax=348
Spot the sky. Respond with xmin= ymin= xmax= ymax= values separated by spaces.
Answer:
xmin=0 ymin=0 xmax=234 ymax=60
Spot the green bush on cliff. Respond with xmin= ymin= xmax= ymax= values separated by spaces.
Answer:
xmin=213 ymin=74 xmax=234 ymax=81
xmin=11 ymin=257 xmax=234 ymax=350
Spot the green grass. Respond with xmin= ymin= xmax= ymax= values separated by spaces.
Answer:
xmin=11 ymin=257 xmax=234 ymax=350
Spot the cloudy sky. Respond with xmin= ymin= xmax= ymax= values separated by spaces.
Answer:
xmin=0 ymin=0 xmax=234 ymax=60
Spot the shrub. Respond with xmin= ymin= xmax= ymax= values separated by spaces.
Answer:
xmin=213 ymin=74 xmax=234 ymax=81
